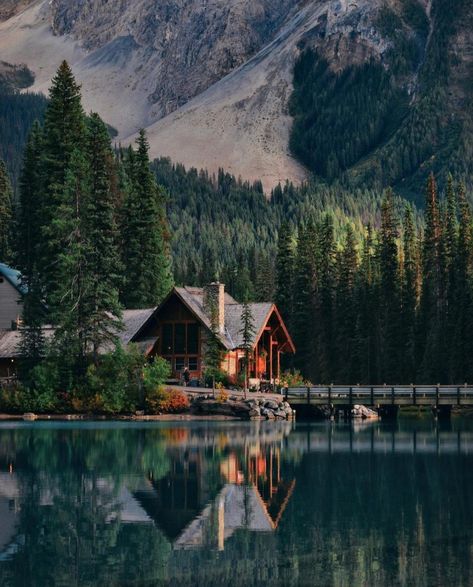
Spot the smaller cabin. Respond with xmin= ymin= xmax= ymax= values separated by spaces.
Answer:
xmin=0 ymin=264 xmax=24 ymax=330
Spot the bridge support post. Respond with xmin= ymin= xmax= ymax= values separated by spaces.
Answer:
xmin=432 ymin=405 xmax=452 ymax=421
xmin=379 ymin=405 xmax=399 ymax=420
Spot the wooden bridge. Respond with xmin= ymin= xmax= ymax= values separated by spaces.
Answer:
xmin=284 ymin=385 xmax=473 ymax=409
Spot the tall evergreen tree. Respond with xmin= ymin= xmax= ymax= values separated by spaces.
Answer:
xmin=122 ymin=130 xmax=173 ymax=308
xmin=378 ymin=189 xmax=400 ymax=382
xmin=400 ymin=205 xmax=418 ymax=382
xmin=239 ymin=300 xmax=256 ymax=398
xmin=314 ymin=214 xmax=336 ymax=382
xmin=292 ymin=222 xmax=317 ymax=378
xmin=335 ymin=224 xmax=358 ymax=382
xmin=16 ymin=122 xmax=46 ymax=372
xmin=40 ymin=60 xmax=87 ymax=307
xmin=275 ymin=221 xmax=296 ymax=330
xmin=355 ymin=224 xmax=379 ymax=383
xmin=84 ymin=113 xmax=123 ymax=362
xmin=0 ymin=159 xmax=13 ymax=262
xmin=418 ymin=174 xmax=442 ymax=381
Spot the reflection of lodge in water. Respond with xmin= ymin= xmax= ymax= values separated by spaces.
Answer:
xmin=133 ymin=445 xmax=295 ymax=550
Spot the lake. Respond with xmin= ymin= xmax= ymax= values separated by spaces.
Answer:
xmin=0 ymin=419 xmax=472 ymax=586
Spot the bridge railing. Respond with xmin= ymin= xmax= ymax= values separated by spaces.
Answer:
xmin=285 ymin=385 xmax=473 ymax=402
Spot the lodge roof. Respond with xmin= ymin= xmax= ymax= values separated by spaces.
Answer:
xmin=172 ymin=287 xmax=277 ymax=350
xmin=0 ymin=263 xmax=26 ymax=296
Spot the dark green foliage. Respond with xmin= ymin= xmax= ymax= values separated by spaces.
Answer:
xmin=290 ymin=50 xmax=408 ymax=181
xmin=0 ymin=63 xmax=47 ymax=188
xmin=275 ymin=222 xmax=296 ymax=329
xmin=289 ymin=0 xmax=473 ymax=197
xmin=84 ymin=113 xmax=123 ymax=361
xmin=287 ymin=174 xmax=473 ymax=384
xmin=121 ymin=131 xmax=173 ymax=308
xmin=239 ymin=300 xmax=256 ymax=394
xmin=0 ymin=158 xmax=13 ymax=262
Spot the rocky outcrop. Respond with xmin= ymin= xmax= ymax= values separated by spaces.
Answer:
xmin=191 ymin=396 xmax=294 ymax=421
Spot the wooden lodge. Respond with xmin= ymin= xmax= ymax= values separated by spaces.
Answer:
xmin=133 ymin=283 xmax=296 ymax=385
xmin=0 ymin=263 xmax=295 ymax=384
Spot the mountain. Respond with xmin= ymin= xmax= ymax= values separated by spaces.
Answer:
xmin=0 ymin=0 xmax=472 ymax=193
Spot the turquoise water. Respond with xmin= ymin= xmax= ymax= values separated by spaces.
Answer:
xmin=0 ymin=419 xmax=472 ymax=586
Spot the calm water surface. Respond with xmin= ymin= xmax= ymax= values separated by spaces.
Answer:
xmin=0 ymin=419 xmax=472 ymax=587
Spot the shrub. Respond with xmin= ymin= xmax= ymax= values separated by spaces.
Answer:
xmin=204 ymin=369 xmax=231 ymax=389
xmin=216 ymin=385 xmax=229 ymax=403
xmin=80 ymin=345 xmax=146 ymax=413
xmin=146 ymin=387 xmax=189 ymax=414
xmin=280 ymin=370 xmax=312 ymax=388
xmin=143 ymin=358 xmax=171 ymax=393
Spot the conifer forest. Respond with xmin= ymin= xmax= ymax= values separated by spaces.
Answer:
xmin=1 ymin=58 xmax=473 ymax=388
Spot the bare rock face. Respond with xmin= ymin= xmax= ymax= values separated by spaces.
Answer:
xmin=49 ymin=0 xmax=301 ymax=118
xmin=2 ymin=0 xmax=469 ymax=191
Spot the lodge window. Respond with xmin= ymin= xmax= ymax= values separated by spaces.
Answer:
xmin=175 ymin=357 xmax=186 ymax=372
xmin=161 ymin=323 xmax=200 ymax=372
xmin=174 ymin=324 xmax=186 ymax=354
xmin=188 ymin=357 xmax=198 ymax=371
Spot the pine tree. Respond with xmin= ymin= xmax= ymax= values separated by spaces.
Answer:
xmin=0 ymin=159 xmax=13 ymax=262
xmin=315 ymin=214 xmax=336 ymax=382
xmin=84 ymin=113 xmax=123 ymax=362
xmin=121 ymin=130 xmax=173 ymax=308
xmin=293 ymin=222 xmax=317 ymax=379
xmin=400 ymin=205 xmax=418 ymax=382
xmin=16 ymin=122 xmax=47 ymax=373
xmin=378 ymin=189 xmax=400 ymax=382
xmin=275 ymin=221 xmax=296 ymax=330
xmin=418 ymin=174 xmax=442 ymax=381
xmin=335 ymin=224 xmax=358 ymax=382
xmin=41 ymin=61 xmax=87 ymax=308
xmin=239 ymin=300 xmax=256 ymax=398
xmin=355 ymin=224 xmax=379 ymax=383
xmin=452 ymin=183 xmax=473 ymax=381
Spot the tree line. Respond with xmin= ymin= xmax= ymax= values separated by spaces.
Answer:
xmin=1 ymin=61 xmax=173 ymax=391
xmin=276 ymin=175 xmax=473 ymax=384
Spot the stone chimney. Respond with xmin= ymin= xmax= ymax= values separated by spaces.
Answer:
xmin=204 ymin=282 xmax=225 ymax=334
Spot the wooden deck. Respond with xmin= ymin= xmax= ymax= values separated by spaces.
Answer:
xmin=284 ymin=385 xmax=473 ymax=407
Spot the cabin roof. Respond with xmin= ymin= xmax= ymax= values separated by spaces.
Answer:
xmin=0 ymin=309 xmax=156 ymax=360
xmin=0 ymin=263 xmax=26 ymax=296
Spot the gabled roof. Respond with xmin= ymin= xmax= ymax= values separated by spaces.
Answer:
xmin=224 ymin=302 xmax=274 ymax=349
xmin=166 ymin=287 xmax=295 ymax=352
xmin=0 ymin=263 xmax=26 ymax=296
xmin=120 ymin=308 xmax=157 ymax=345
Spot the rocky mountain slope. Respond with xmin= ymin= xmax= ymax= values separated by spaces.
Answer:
xmin=0 ymin=0 xmax=471 ymax=192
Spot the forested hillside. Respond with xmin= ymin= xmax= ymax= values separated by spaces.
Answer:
xmin=290 ymin=0 xmax=473 ymax=199
xmin=154 ymin=158 xmax=411 ymax=300
xmin=0 ymin=62 xmax=47 ymax=187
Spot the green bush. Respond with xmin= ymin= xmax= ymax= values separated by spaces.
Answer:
xmin=143 ymin=357 xmax=171 ymax=394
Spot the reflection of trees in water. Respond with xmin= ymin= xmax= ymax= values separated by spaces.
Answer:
xmin=0 ymin=423 xmax=472 ymax=586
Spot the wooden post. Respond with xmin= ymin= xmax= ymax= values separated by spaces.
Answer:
xmin=370 ymin=386 xmax=374 ymax=406
xmin=328 ymin=384 xmax=332 ymax=404
xmin=436 ymin=383 xmax=440 ymax=408
xmin=269 ymin=333 xmax=273 ymax=384
xmin=457 ymin=386 xmax=461 ymax=406
xmin=413 ymin=384 xmax=416 ymax=406
xmin=391 ymin=386 xmax=395 ymax=405
xmin=277 ymin=350 xmax=281 ymax=381
xmin=349 ymin=386 xmax=353 ymax=409
xmin=285 ymin=386 xmax=288 ymax=401
xmin=307 ymin=386 xmax=310 ymax=405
